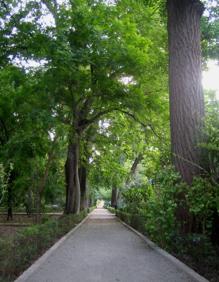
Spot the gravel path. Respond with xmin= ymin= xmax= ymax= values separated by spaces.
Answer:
xmin=19 ymin=209 xmax=200 ymax=282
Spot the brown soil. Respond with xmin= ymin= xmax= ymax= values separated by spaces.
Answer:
xmin=0 ymin=225 xmax=26 ymax=239
xmin=0 ymin=213 xmax=62 ymax=224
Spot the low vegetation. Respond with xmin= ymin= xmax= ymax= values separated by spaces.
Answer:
xmin=0 ymin=209 xmax=93 ymax=281
xmin=114 ymin=167 xmax=219 ymax=282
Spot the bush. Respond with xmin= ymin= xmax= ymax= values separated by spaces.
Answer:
xmin=120 ymin=166 xmax=219 ymax=246
xmin=120 ymin=167 xmax=181 ymax=246
xmin=186 ymin=177 xmax=217 ymax=234
xmin=107 ymin=207 xmax=115 ymax=214
xmin=172 ymin=233 xmax=216 ymax=259
xmin=122 ymin=186 xmax=151 ymax=214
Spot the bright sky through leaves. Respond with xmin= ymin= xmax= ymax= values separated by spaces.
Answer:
xmin=203 ymin=61 xmax=219 ymax=99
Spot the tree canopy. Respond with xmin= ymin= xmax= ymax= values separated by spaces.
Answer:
xmin=0 ymin=0 xmax=218 ymax=239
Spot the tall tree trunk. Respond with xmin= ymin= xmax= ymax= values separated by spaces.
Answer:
xmin=7 ymin=185 xmax=13 ymax=221
xmin=167 ymin=0 xmax=204 ymax=184
xmin=125 ymin=153 xmax=143 ymax=186
xmin=65 ymin=138 xmax=80 ymax=214
xmin=79 ymin=165 xmax=88 ymax=211
xmin=111 ymin=187 xmax=118 ymax=208
xmin=35 ymin=192 xmax=41 ymax=224
xmin=116 ymin=154 xmax=143 ymax=208
xmin=35 ymin=137 xmax=57 ymax=222
xmin=7 ymin=168 xmax=15 ymax=221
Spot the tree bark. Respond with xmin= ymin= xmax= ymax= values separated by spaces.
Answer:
xmin=111 ymin=187 xmax=118 ymax=208
xmin=7 ymin=185 xmax=13 ymax=221
xmin=79 ymin=165 xmax=88 ymax=210
xmin=65 ymin=138 xmax=80 ymax=214
xmin=125 ymin=153 xmax=143 ymax=186
xmin=167 ymin=0 xmax=205 ymax=184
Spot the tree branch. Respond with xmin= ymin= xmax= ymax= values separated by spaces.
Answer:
xmin=78 ymin=108 xmax=117 ymax=131
xmin=115 ymin=109 xmax=163 ymax=140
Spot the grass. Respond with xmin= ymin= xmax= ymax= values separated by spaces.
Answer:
xmin=0 ymin=207 xmax=94 ymax=282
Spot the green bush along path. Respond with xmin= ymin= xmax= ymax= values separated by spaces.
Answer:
xmin=16 ymin=209 xmax=205 ymax=282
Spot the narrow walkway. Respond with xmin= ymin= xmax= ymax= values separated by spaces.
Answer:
xmin=19 ymin=209 xmax=198 ymax=282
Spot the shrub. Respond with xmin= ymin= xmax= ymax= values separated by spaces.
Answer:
xmin=107 ymin=207 xmax=115 ymax=214
xmin=186 ymin=177 xmax=217 ymax=234
xmin=120 ymin=167 xmax=181 ymax=246
xmin=121 ymin=185 xmax=152 ymax=215
xmin=171 ymin=233 xmax=217 ymax=259
xmin=120 ymin=166 xmax=219 ymax=246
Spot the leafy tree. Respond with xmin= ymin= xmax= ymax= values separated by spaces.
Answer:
xmin=0 ymin=63 xmax=65 ymax=216
xmin=33 ymin=0 xmax=167 ymax=213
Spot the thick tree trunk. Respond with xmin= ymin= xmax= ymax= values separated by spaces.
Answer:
xmin=111 ymin=187 xmax=118 ymax=208
xmin=167 ymin=0 xmax=204 ymax=184
xmin=79 ymin=165 xmax=88 ymax=210
xmin=65 ymin=139 xmax=80 ymax=214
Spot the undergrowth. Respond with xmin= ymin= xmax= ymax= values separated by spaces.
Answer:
xmin=116 ymin=167 xmax=219 ymax=282
xmin=0 ymin=208 xmax=94 ymax=281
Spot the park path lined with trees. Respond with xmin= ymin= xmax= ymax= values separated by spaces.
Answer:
xmin=15 ymin=209 xmax=206 ymax=282
xmin=0 ymin=0 xmax=219 ymax=281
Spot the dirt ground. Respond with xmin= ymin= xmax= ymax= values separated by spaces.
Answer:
xmin=0 ymin=225 xmax=26 ymax=238
xmin=0 ymin=213 xmax=62 ymax=224
xmin=0 ymin=213 xmax=62 ymax=239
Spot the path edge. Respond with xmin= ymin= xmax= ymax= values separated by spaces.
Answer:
xmin=118 ymin=219 xmax=209 ymax=282
xmin=15 ymin=212 xmax=92 ymax=282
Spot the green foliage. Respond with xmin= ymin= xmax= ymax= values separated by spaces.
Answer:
xmin=172 ymin=233 xmax=217 ymax=260
xmin=120 ymin=167 xmax=180 ymax=245
xmin=0 ymin=64 xmax=66 ymax=210
xmin=0 ymin=0 xmax=169 ymax=213
xmin=201 ymin=0 xmax=219 ymax=61
xmin=143 ymin=168 xmax=180 ymax=245
xmin=171 ymin=233 xmax=219 ymax=281
xmin=120 ymin=166 xmax=219 ymax=246
xmin=186 ymin=177 xmax=217 ymax=233
xmin=122 ymin=187 xmax=151 ymax=212
xmin=0 ymin=0 xmax=218 ymax=279
xmin=107 ymin=207 xmax=115 ymax=214
xmin=200 ymin=92 xmax=219 ymax=183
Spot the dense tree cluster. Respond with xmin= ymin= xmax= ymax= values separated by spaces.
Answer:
xmin=0 ymin=0 xmax=218 ymax=249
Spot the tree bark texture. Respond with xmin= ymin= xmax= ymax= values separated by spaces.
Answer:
xmin=167 ymin=0 xmax=204 ymax=184
xmin=79 ymin=165 xmax=88 ymax=210
xmin=7 ymin=185 xmax=13 ymax=221
xmin=65 ymin=140 xmax=80 ymax=214
xmin=111 ymin=187 xmax=118 ymax=208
